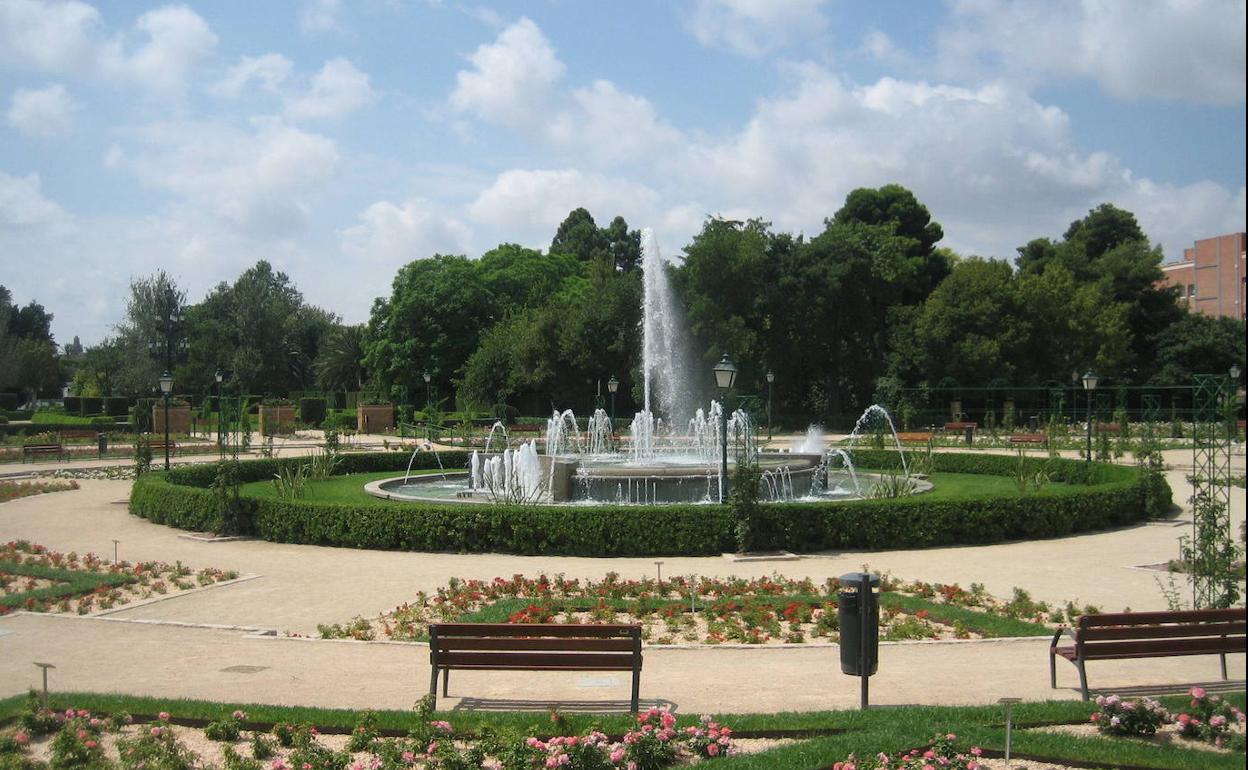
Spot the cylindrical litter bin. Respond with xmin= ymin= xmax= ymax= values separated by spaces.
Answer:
xmin=97 ymin=432 xmax=108 ymax=458
xmin=838 ymin=572 xmax=880 ymax=676
xmin=963 ymin=425 xmax=974 ymax=445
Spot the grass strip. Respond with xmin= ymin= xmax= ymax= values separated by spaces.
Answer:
xmin=0 ymin=561 xmax=137 ymax=610
xmin=1 ymin=692 xmax=1243 ymax=769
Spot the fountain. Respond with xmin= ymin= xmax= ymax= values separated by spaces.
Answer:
xmin=365 ymin=229 xmax=927 ymax=506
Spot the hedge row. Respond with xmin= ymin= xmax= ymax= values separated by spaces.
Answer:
xmin=130 ymin=451 xmax=1171 ymax=556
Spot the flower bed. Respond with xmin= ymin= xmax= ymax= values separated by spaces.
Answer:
xmin=0 ymin=541 xmax=238 ymax=616
xmin=2 ymin=696 xmax=757 ymax=770
xmin=0 ymin=479 xmax=78 ymax=503
xmin=316 ymin=573 xmax=1061 ymax=645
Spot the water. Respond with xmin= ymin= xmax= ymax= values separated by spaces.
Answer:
xmin=545 ymin=409 xmax=582 ymax=456
xmin=847 ymin=404 xmax=910 ymax=478
xmin=640 ymin=229 xmax=692 ymax=426
xmin=793 ymin=425 xmax=826 ymax=455
xmin=477 ymin=440 xmax=544 ymax=503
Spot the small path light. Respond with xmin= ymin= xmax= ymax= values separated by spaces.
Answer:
xmin=998 ymin=696 xmax=1021 ymax=765
xmin=654 ymin=561 xmax=663 ymax=586
xmin=689 ymin=575 xmax=698 ymax=614
xmin=34 ymin=662 xmax=54 ymax=706
xmin=112 ymin=539 xmax=119 ymax=564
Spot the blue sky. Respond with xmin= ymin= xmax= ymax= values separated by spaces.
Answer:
xmin=1 ymin=0 xmax=1244 ymax=346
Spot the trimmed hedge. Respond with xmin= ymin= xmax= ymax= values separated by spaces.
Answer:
xmin=299 ymin=397 xmax=327 ymax=427
xmin=128 ymin=451 xmax=1171 ymax=557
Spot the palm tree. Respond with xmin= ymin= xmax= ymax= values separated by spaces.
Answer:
xmin=314 ymin=325 xmax=367 ymax=391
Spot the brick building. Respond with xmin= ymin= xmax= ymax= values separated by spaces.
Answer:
xmin=1158 ymin=232 xmax=1246 ymax=320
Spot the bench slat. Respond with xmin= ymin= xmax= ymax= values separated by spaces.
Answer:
xmin=1078 ymin=609 xmax=1244 ymax=627
xmin=436 ymin=652 xmax=637 ymax=669
xmin=433 ymin=623 xmax=639 ymax=638
xmin=1078 ymin=637 xmax=1242 ymax=659
xmin=437 ymin=637 xmax=637 ymax=652
xmin=1079 ymin=621 xmax=1245 ymax=642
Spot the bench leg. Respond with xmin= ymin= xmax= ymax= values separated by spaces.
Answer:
xmin=428 ymin=666 xmax=439 ymax=710
xmin=1049 ymin=649 xmax=1056 ymax=689
xmin=442 ymin=668 xmax=450 ymax=697
xmin=1220 ymin=652 xmax=1227 ymax=680
xmin=1077 ymin=659 xmax=1089 ymax=701
xmin=630 ymin=668 xmax=640 ymax=714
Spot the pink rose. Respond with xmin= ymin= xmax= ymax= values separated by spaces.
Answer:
xmin=707 ymin=743 xmax=719 ymax=756
xmin=158 ymin=712 xmax=170 ymax=721
xmin=1190 ymin=686 xmax=1206 ymax=699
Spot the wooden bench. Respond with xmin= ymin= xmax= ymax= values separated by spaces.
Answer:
xmin=944 ymin=422 xmax=977 ymax=432
xmin=895 ymin=432 xmax=933 ymax=444
xmin=428 ymin=623 xmax=643 ymax=712
xmin=61 ymin=429 xmax=98 ymax=442
xmin=1008 ymin=433 xmax=1046 ymax=446
xmin=21 ymin=443 xmax=63 ymax=462
xmin=1050 ymin=608 xmax=1246 ymax=700
xmin=146 ymin=440 xmax=178 ymax=457
xmin=1095 ymin=423 xmax=1121 ymax=434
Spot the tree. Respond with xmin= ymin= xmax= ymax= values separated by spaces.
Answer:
xmin=123 ymin=270 xmax=186 ymax=372
xmin=477 ymin=244 xmax=581 ymax=314
xmin=603 ymin=215 xmax=641 ymax=272
xmin=832 ymin=183 xmax=950 ymax=304
xmin=315 ymin=325 xmax=368 ymax=391
xmin=1062 ymin=203 xmax=1145 ymax=262
xmin=549 ymin=208 xmax=608 ymax=263
xmin=1150 ymin=313 xmax=1246 ymax=386
xmin=365 ymin=255 xmax=494 ymax=404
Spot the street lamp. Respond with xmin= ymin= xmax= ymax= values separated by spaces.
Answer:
xmin=766 ymin=370 xmax=775 ymax=441
xmin=1229 ymin=365 xmax=1241 ymax=442
xmin=607 ymin=375 xmax=619 ymax=429
xmin=214 ymin=368 xmax=224 ymax=457
xmin=422 ymin=370 xmax=433 ymax=440
xmin=712 ymin=354 xmax=738 ymax=502
xmin=1081 ymin=370 xmax=1098 ymax=463
xmin=158 ymin=370 xmax=174 ymax=471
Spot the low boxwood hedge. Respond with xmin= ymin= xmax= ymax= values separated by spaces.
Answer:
xmin=128 ymin=451 xmax=1171 ymax=556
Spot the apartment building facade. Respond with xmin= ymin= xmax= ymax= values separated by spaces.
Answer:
xmin=1158 ymin=232 xmax=1246 ymax=320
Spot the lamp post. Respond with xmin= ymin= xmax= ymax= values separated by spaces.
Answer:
xmin=158 ymin=370 xmax=174 ymax=471
xmin=422 ymin=370 xmax=432 ymax=440
xmin=1229 ymin=365 xmax=1241 ymax=442
xmin=713 ymin=354 xmax=738 ymax=503
xmin=607 ymin=375 xmax=619 ymax=429
xmin=766 ymin=370 xmax=775 ymax=441
xmin=214 ymin=368 xmax=224 ymax=458
xmin=1081 ymin=370 xmax=1098 ymax=463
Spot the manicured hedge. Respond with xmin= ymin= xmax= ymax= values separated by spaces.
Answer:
xmin=129 ymin=451 xmax=1170 ymax=557
xmin=299 ymin=397 xmax=327 ymax=427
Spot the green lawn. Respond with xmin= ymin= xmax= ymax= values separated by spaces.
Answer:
xmin=239 ymin=468 xmax=1071 ymax=506
xmin=3 ymin=691 xmax=1242 ymax=770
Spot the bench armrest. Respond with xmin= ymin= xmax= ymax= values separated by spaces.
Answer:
xmin=1049 ymin=625 xmax=1076 ymax=649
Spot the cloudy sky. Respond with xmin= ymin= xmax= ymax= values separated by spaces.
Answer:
xmin=1 ymin=0 xmax=1245 ymax=346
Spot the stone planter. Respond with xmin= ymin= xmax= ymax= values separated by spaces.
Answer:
xmin=260 ymin=405 xmax=296 ymax=436
xmin=357 ymin=404 xmax=394 ymax=433
xmin=151 ymin=403 xmax=191 ymax=435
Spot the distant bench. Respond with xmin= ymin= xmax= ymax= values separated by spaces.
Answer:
xmin=21 ymin=443 xmax=63 ymax=462
xmin=144 ymin=440 xmax=179 ymax=457
xmin=1050 ymin=608 xmax=1246 ymax=700
xmin=895 ymin=432 xmax=933 ymax=444
xmin=1008 ymin=433 xmax=1046 ymax=446
xmin=943 ymin=422 xmax=977 ymax=432
xmin=428 ymin=623 xmax=643 ymax=712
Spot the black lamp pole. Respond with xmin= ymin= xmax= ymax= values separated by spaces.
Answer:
xmin=713 ymin=355 xmax=738 ymax=503
xmin=766 ymin=370 xmax=775 ymax=441
xmin=215 ymin=369 xmax=224 ymax=459
xmin=1081 ymin=370 xmax=1098 ymax=463
xmin=607 ymin=375 xmax=619 ymax=432
xmin=159 ymin=371 xmax=174 ymax=471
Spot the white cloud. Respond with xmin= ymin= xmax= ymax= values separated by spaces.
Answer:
xmin=684 ymin=0 xmax=829 ymax=57
xmin=546 ymin=80 xmax=681 ymax=166
xmin=0 ymin=1 xmax=216 ymax=94
xmin=0 ymin=170 xmax=72 ymax=230
xmin=0 ymin=0 xmax=102 ymax=73
xmin=211 ymin=53 xmax=294 ymax=97
xmin=284 ymin=57 xmax=377 ymax=120
xmin=468 ymin=168 xmax=659 ymax=243
xmin=300 ymin=0 xmax=342 ymax=33
xmin=340 ymin=198 xmax=471 ymax=263
xmin=7 ymin=84 xmax=81 ymax=137
xmin=449 ymin=17 xmax=565 ymax=127
xmin=111 ymin=118 xmax=340 ymax=238
xmin=937 ymin=0 xmax=1246 ymax=104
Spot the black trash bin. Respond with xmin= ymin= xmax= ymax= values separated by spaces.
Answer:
xmin=97 ymin=432 xmax=108 ymax=459
xmin=838 ymin=572 xmax=880 ymax=676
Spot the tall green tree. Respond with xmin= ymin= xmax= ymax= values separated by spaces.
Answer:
xmin=1150 ymin=313 xmax=1246 ymax=386
xmin=365 ymin=255 xmax=494 ymax=405
xmin=315 ymin=324 xmax=368 ymax=392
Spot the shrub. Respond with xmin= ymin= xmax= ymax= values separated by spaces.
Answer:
xmin=204 ymin=710 xmax=246 ymax=741
xmin=0 ymin=392 xmax=18 ymax=411
xmin=130 ymin=452 xmax=1167 ymax=557
xmin=1091 ymin=694 xmax=1170 ymax=736
xmin=299 ymin=397 xmax=327 ymax=427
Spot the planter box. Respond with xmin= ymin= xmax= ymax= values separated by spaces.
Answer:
xmin=358 ymin=404 xmax=394 ymax=433
xmin=260 ymin=405 xmax=296 ymax=436
xmin=151 ymin=404 xmax=191 ymax=435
